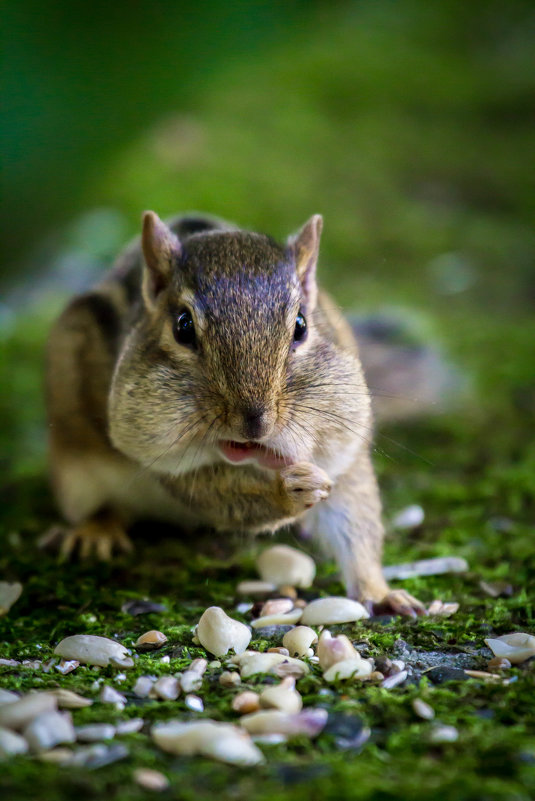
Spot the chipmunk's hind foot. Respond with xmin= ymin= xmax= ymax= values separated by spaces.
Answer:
xmin=366 ymin=588 xmax=427 ymax=618
xmin=39 ymin=512 xmax=133 ymax=561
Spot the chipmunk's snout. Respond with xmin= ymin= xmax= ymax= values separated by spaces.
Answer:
xmin=240 ymin=404 xmax=270 ymax=440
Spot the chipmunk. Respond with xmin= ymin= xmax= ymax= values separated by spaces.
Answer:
xmin=45 ymin=211 xmax=426 ymax=616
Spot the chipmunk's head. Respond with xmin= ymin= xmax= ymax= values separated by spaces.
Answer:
xmin=109 ymin=211 xmax=365 ymax=475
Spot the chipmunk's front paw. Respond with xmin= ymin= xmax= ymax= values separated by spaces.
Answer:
xmin=39 ymin=516 xmax=133 ymax=561
xmin=280 ymin=462 xmax=332 ymax=516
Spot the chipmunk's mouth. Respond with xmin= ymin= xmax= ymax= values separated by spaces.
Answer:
xmin=219 ymin=440 xmax=291 ymax=470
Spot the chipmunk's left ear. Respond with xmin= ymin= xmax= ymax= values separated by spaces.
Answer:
xmin=288 ymin=214 xmax=323 ymax=310
xmin=141 ymin=211 xmax=182 ymax=309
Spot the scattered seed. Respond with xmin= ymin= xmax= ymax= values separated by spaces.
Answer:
xmin=152 ymin=719 xmax=264 ymax=765
xmin=54 ymin=635 xmax=130 ymax=668
xmin=368 ymin=671 xmax=384 ymax=682
xmin=256 ymin=545 xmax=316 ymax=589
xmin=231 ymin=651 xmax=309 ymax=679
xmin=0 ymin=726 xmax=29 ymax=757
xmin=236 ymin=580 xmax=277 ymax=596
xmin=135 ymin=630 xmax=167 ymax=652
xmin=261 ymin=598 xmax=295 ymax=617
xmin=75 ymin=723 xmax=116 ymax=742
xmin=99 ymin=686 xmax=127 ymax=707
xmin=484 ymin=633 xmax=535 ymax=664
xmin=323 ymin=657 xmax=373 ymax=682
xmin=180 ymin=658 xmax=208 ymax=693
xmin=278 ymin=585 xmax=298 ymax=600
xmin=0 ymin=692 xmax=57 ymax=730
xmin=153 ymin=676 xmax=180 ymax=701
xmin=267 ymin=647 xmax=290 ymax=656
xmin=251 ymin=609 xmax=303 ymax=628
xmin=0 ymin=658 xmax=20 ymax=667
xmin=382 ymin=670 xmax=408 ymax=689
xmin=196 ymin=607 xmax=252 ymax=657
xmin=52 ymin=689 xmax=93 ymax=709
xmin=300 ymin=597 xmax=369 ymax=625
xmin=219 ymin=671 xmax=241 ymax=687
xmin=428 ymin=600 xmax=460 ymax=617
xmin=55 ymin=659 xmax=80 ymax=675
xmin=488 ymin=657 xmax=512 ymax=670
xmin=133 ymin=768 xmax=170 ymax=791
xmin=115 ymin=718 xmax=144 ymax=735
xmin=412 ymin=698 xmax=435 ymax=720
xmin=0 ymin=689 xmax=19 ymax=705
xmin=185 ymin=695 xmax=204 ymax=712
xmin=24 ymin=711 xmax=76 ymax=753
xmin=383 ymin=557 xmax=468 ymax=580
xmin=429 ymin=724 xmax=459 ymax=744
xmin=240 ymin=708 xmax=327 ymax=738
xmin=391 ymin=504 xmax=424 ymax=530
xmin=479 ymin=580 xmax=513 ymax=598
xmin=259 ymin=678 xmax=302 ymax=713
xmin=232 ymin=691 xmax=261 ymax=715
xmin=133 ymin=676 xmax=154 ymax=698
xmin=317 ymin=630 xmax=359 ymax=671
xmin=282 ymin=626 xmax=318 ymax=658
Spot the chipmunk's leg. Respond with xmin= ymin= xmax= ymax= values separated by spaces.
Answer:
xmin=310 ymin=450 xmax=426 ymax=617
xmin=41 ymin=509 xmax=133 ymax=561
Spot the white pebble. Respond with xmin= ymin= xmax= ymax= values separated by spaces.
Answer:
xmin=484 ymin=633 xmax=535 ymax=665
xmin=135 ymin=630 xmax=167 ymax=651
xmin=0 ymin=689 xmax=19 ymax=705
xmin=153 ymin=676 xmax=180 ymax=701
xmin=236 ymin=580 xmax=277 ymax=596
xmin=412 ymin=698 xmax=435 ymax=720
xmin=429 ymin=724 xmax=459 ymax=744
xmin=133 ymin=768 xmax=170 ymax=791
xmin=240 ymin=709 xmax=327 ymax=738
xmin=185 ymin=695 xmax=204 ymax=712
xmin=256 ymin=545 xmax=316 ymax=588
xmin=75 ymin=723 xmax=116 ymax=742
xmin=259 ymin=678 xmax=302 ymax=714
xmin=381 ymin=670 xmax=408 ymax=689
xmin=282 ymin=626 xmax=318 ymax=658
xmin=317 ymin=630 xmax=359 ymax=671
xmin=231 ymin=651 xmax=309 ymax=679
xmin=0 ymin=726 xmax=29 ymax=757
xmin=300 ymin=597 xmax=369 ymax=625
xmin=99 ymin=686 xmax=127 ymax=706
xmin=152 ymin=719 xmax=264 ymax=765
xmin=54 ymin=635 xmax=130 ymax=668
xmin=232 ymin=691 xmax=260 ymax=715
xmin=0 ymin=692 xmax=57 ymax=730
xmin=391 ymin=504 xmax=424 ymax=530
xmin=195 ymin=607 xmax=251 ymax=657
xmin=55 ymin=659 xmax=79 ymax=675
xmin=251 ymin=609 xmax=303 ymax=629
xmin=115 ymin=718 xmax=144 ymax=735
xmin=323 ymin=657 xmax=372 ymax=682
xmin=24 ymin=711 xmax=76 ymax=753
xmin=219 ymin=671 xmax=241 ymax=688
xmin=51 ymin=689 xmax=93 ymax=709
xmin=133 ymin=676 xmax=153 ymax=698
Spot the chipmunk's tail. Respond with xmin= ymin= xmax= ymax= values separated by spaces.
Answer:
xmin=352 ymin=315 xmax=463 ymax=423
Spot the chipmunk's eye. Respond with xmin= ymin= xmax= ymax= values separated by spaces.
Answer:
xmin=293 ymin=311 xmax=307 ymax=343
xmin=173 ymin=310 xmax=196 ymax=347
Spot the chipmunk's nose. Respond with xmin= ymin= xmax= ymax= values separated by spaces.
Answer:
xmin=240 ymin=404 xmax=270 ymax=440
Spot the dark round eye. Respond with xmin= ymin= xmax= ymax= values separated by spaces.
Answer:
xmin=173 ymin=309 xmax=196 ymax=347
xmin=293 ymin=311 xmax=307 ymax=343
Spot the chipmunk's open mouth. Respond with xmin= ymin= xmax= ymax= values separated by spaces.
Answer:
xmin=219 ymin=440 xmax=291 ymax=470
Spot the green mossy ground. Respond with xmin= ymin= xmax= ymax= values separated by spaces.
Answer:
xmin=1 ymin=3 xmax=534 ymax=800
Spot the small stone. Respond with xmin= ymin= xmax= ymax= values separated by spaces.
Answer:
xmin=0 ymin=692 xmax=57 ymax=730
xmin=390 ymin=660 xmax=406 ymax=673
xmin=251 ymin=609 xmax=303 ymax=628
xmin=412 ymin=698 xmax=435 ymax=720
xmin=0 ymin=581 xmax=23 ymax=616
xmin=153 ymin=676 xmax=180 ymax=701
xmin=180 ymin=658 xmax=208 ymax=693
xmin=54 ymin=635 xmax=130 ymax=668
xmin=257 ymin=545 xmax=316 ymax=589
xmin=75 ymin=723 xmax=116 ymax=742
xmin=232 ymin=691 xmax=261 ymax=715
xmin=323 ymin=657 xmax=372 ymax=682
xmin=272 ymin=661 xmax=308 ymax=679
xmin=22 ymin=660 xmax=42 ymax=669
xmin=425 ymin=666 xmax=469 ymax=684
xmin=195 ymin=607 xmax=251 ymax=657
xmin=488 ymin=657 xmax=512 ymax=670
xmin=300 ymin=597 xmax=369 ymax=625
xmin=240 ymin=708 xmax=327 ymax=738
xmin=236 ymin=580 xmax=277 ymax=596
xmin=185 ymin=695 xmax=204 ymax=712
xmin=121 ymin=599 xmax=166 ymax=616
xmin=317 ymin=630 xmax=359 ymax=671
xmin=135 ymin=630 xmax=168 ymax=652
xmin=383 ymin=557 xmax=468 ymax=581
xmin=208 ymin=660 xmax=221 ymax=669
xmin=428 ymin=600 xmax=460 ymax=617
xmin=115 ymin=718 xmax=144 ymax=735
xmin=114 ymin=673 xmax=127 ymax=683
xmin=159 ymin=655 xmax=170 ymax=664
xmin=259 ymin=678 xmax=302 ymax=714
xmin=99 ymin=686 xmax=127 ymax=706
xmin=282 ymin=626 xmax=318 ymax=658
xmin=267 ymin=646 xmax=290 ymax=656
xmin=429 ymin=724 xmax=459 ymax=744
xmin=0 ymin=658 xmax=20 ymax=667
xmin=0 ymin=726 xmax=29 ymax=757
xmin=391 ymin=504 xmax=424 ymax=530
xmin=219 ymin=671 xmax=241 ymax=687
xmin=485 ymin=633 xmax=535 ymax=665
xmin=381 ymin=670 xmax=408 ymax=689
xmin=37 ymin=747 xmax=74 ymax=764
xmin=55 ymin=659 xmax=80 ymax=675
xmin=24 ymin=711 xmax=76 ymax=753
xmin=52 ymin=689 xmax=93 ymax=709
xmin=152 ymin=719 xmax=264 ymax=765
xmin=260 ymin=598 xmax=295 ymax=617
xmin=368 ymin=671 xmax=384 ymax=682
xmin=78 ymin=742 xmax=129 ymax=769
xmin=133 ymin=768 xmax=170 ymax=791
xmin=133 ymin=676 xmax=154 ymax=698
xmin=231 ymin=651 xmax=309 ymax=679
xmin=235 ymin=602 xmax=253 ymax=614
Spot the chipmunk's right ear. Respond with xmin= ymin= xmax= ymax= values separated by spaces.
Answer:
xmin=288 ymin=214 xmax=323 ymax=310
xmin=141 ymin=211 xmax=181 ymax=308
